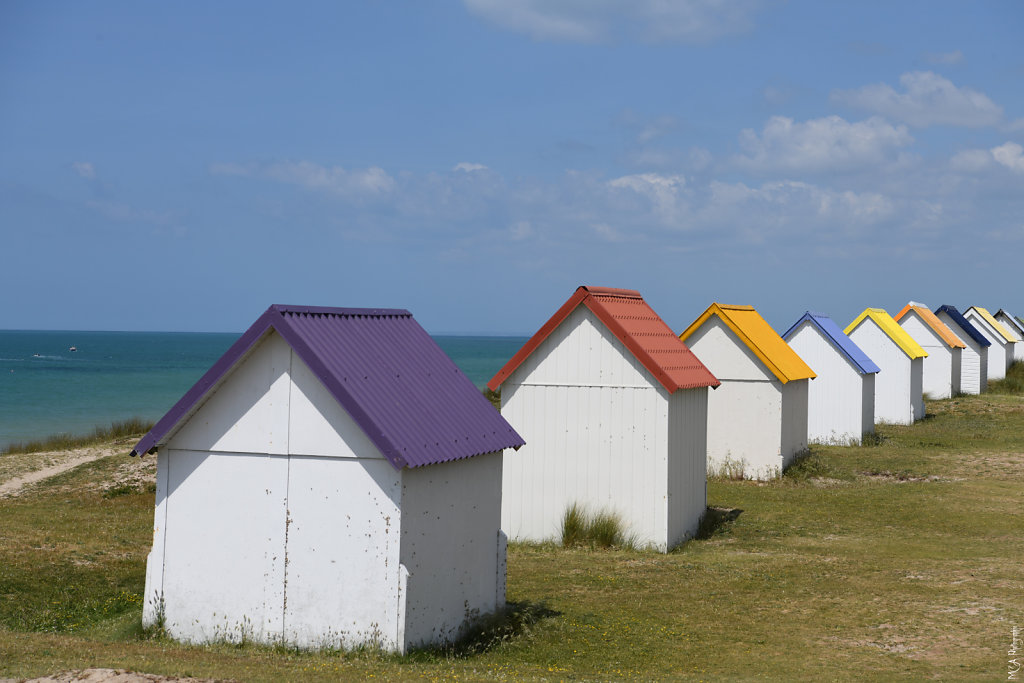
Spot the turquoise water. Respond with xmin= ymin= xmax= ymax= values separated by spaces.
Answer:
xmin=0 ymin=330 xmax=526 ymax=450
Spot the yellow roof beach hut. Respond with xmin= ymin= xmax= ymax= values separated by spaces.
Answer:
xmin=845 ymin=308 xmax=927 ymax=425
xmin=680 ymin=304 xmax=815 ymax=480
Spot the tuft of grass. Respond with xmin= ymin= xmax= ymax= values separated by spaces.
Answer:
xmin=482 ymin=388 xmax=502 ymax=410
xmin=708 ymin=456 xmax=748 ymax=481
xmin=560 ymin=502 xmax=587 ymax=548
xmin=560 ymin=503 xmax=635 ymax=550
xmin=989 ymin=360 xmax=1024 ymax=395
xmin=1 ymin=418 xmax=153 ymax=456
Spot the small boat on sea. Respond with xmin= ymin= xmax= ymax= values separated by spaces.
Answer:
xmin=69 ymin=346 xmax=77 ymax=352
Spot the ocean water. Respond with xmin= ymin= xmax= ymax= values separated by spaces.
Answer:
xmin=0 ymin=330 xmax=527 ymax=451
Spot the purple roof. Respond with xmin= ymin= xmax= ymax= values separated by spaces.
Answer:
xmin=783 ymin=311 xmax=880 ymax=375
xmin=131 ymin=304 xmax=524 ymax=469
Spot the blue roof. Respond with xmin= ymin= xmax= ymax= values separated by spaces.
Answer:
xmin=783 ymin=311 xmax=880 ymax=375
xmin=934 ymin=305 xmax=991 ymax=348
xmin=132 ymin=304 xmax=524 ymax=469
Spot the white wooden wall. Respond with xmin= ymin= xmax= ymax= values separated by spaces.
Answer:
xmin=898 ymin=312 xmax=956 ymax=399
xmin=910 ymin=358 xmax=925 ymax=421
xmin=685 ymin=318 xmax=783 ymax=480
xmin=995 ymin=313 xmax=1024 ymax=362
xmin=499 ymin=305 xmax=706 ymax=551
xmin=665 ymin=387 xmax=709 ymax=547
xmin=401 ymin=452 xmax=504 ymax=650
xmin=936 ymin=311 xmax=986 ymax=394
xmin=965 ymin=311 xmax=1009 ymax=381
xmin=786 ymin=322 xmax=870 ymax=444
xmin=848 ymin=321 xmax=915 ymax=425
xmin=780 ymin=379 xmax=809 ymax=466
xmin=861 ymin=373 xmax=876 ymax=437
xmin=147 ymin=330 xmax=504 ymax=653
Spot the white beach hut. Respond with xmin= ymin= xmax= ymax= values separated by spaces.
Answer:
xmin=934 ymin=305 xmax=990 ymax=395
xmin=894 ymin=302 xmax=965 ymax=399
xmin=679 ymin=303 xmax=816 ymax=480
xmin=964 ymin=306 xmax=1016 ymax=381
xmin=845 ymin=308 xmax=927 ymax=425
xmin=783 ymin=312 xmax=879 ymax=445
xmin=130 ymin=305 xmax=524 ymax=653
xmin=994 ymin=310 xmax=1024 ymax=363
xmin=488 ymin=286 xmax=719 ymax=552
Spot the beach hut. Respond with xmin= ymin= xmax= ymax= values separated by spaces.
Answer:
xmin=963 ymin=306 xmax=1016 ymax=381
xmin=130 ymin=304 xmax=524 ymax=653
xmin=679 ymin=304 xmax=815 ymax=480
xmin=845 ymin=308 xmax=927 ymax=425
xmin=994 ymin=310 xmax=1024 ymax=362
xmin=782 ymin=311 xmax=879 ymax=445
xmin=488 ymin=286 xmax=719 ymax=552
xmin=934 ymin=305 xmax=990 ymax=395
xmin=894 ymin=302 xmax=965 ymax=399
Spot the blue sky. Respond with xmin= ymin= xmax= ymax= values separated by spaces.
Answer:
xmin=2 ymin=1 xmax=1023 ymax=335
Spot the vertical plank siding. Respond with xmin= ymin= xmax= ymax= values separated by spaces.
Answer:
xmin=500 ymin=305 xmax=706 ymax=551
xmin=786 ymin=322 xmax=872 ymax=444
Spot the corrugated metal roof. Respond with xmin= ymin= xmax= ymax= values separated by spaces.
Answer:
xmin=488 ymin=286 xmax=719 ymax=393
xmin=893 ymin=303 xmax=967 ymax=349
xmin=967 ymin=306 xmax=1017 ymax=343
xmin=782 ymin=311 xmax=880 ymax=375
xmin=995 ymin=309 xmax=1024 ymax=340
xmin=132 ymin=304 xmax=524 ymax=470
xmin=844 ymin=308 xmax=928 ymax=359
xmin=680 ymin=303 xmax=816 ymax=383
xmin=934 ymin=305 xmax=991 ymax=348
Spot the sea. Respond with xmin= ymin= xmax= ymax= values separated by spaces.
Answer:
xmin=0 ymin=330 xmax=528 ymax=451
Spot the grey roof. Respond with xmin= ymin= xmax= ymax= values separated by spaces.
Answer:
xmin=995 ymin=309 xmax=1024 ymax=339
xmin=132 ymin=305 xmax=524 ymax=469
xmin=783 ymin=311 xmax=880 ymax=375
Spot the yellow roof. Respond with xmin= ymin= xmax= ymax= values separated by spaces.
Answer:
xmin=679 ymin=303 xmax=816 ymax=383
xmin=844 ymin=308 xmax=928 ymax=359
xmin=970 ymin=306 xmax=1017 ymax=343
xmin=893 ymin=303 xmax=966 ymax=349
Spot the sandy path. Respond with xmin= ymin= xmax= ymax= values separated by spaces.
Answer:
xmin=0 ymin=444 xmax=124 ymax=498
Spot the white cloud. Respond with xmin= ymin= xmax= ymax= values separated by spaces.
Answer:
xmin=949 ymin=148 xmax=994 ymax=173
xmin=831 ymin=71 xmax=1003 ymax=128
xmin=453 ymin=162 xmax=489 ymax=172
xmin=734 ymin=115 xmax=912 ymax=173
xmin=992 ymin=142 xmax=1024 ymax=173
xmin=607 ymin=173 xmax=688 ymax=225
xmin=211 ymin=161 xmax=395 ymax=197
xmin=923 ymin=49 xmax=964 ymax=65
xmin=949 ymin=142 xmax=1024 ymax=174
xmin=73 ymin=162 xmax=96 ymax=180
xmin=462 ymin=0 xmax=758 ymax=43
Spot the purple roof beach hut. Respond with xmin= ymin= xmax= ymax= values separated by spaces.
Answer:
xmin=132 ymin=305 xmax=523 ymax=653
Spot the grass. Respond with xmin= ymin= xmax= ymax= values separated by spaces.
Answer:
xmin=0 ymin=418 xmax=153 ymax=456
xmin=989 ymin=360 xmax=1024 ymax=395
xmin=1 ymin=394 xmax=1023 ymax=680
xmin=560 ymin=503 xmax=635 ymax=549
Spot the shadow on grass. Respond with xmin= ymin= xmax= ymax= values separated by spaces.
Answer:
xmin=694 ymin=506 xmax=743 ymax=541
xmin=428 ymin=600 xmax=562 ymax=658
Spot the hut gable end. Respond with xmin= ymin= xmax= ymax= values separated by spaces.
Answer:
xmin=683 ymin=317 xmax=775 ymax=382
xmin=505 ymin=305 xmax=657 ymax=390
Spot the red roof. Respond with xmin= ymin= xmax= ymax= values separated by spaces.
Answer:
xmin=488 ymin=286 xmax=719 ymax=393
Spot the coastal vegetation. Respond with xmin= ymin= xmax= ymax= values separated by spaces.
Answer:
xmin=1 ymin=380 xmax=1022 ymax=680
xmin=0 ymin=418 xmax=152 ymax=456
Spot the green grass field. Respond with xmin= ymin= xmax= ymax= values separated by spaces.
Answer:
xmin=2 ymin=376 xmax=1022 ymax=681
